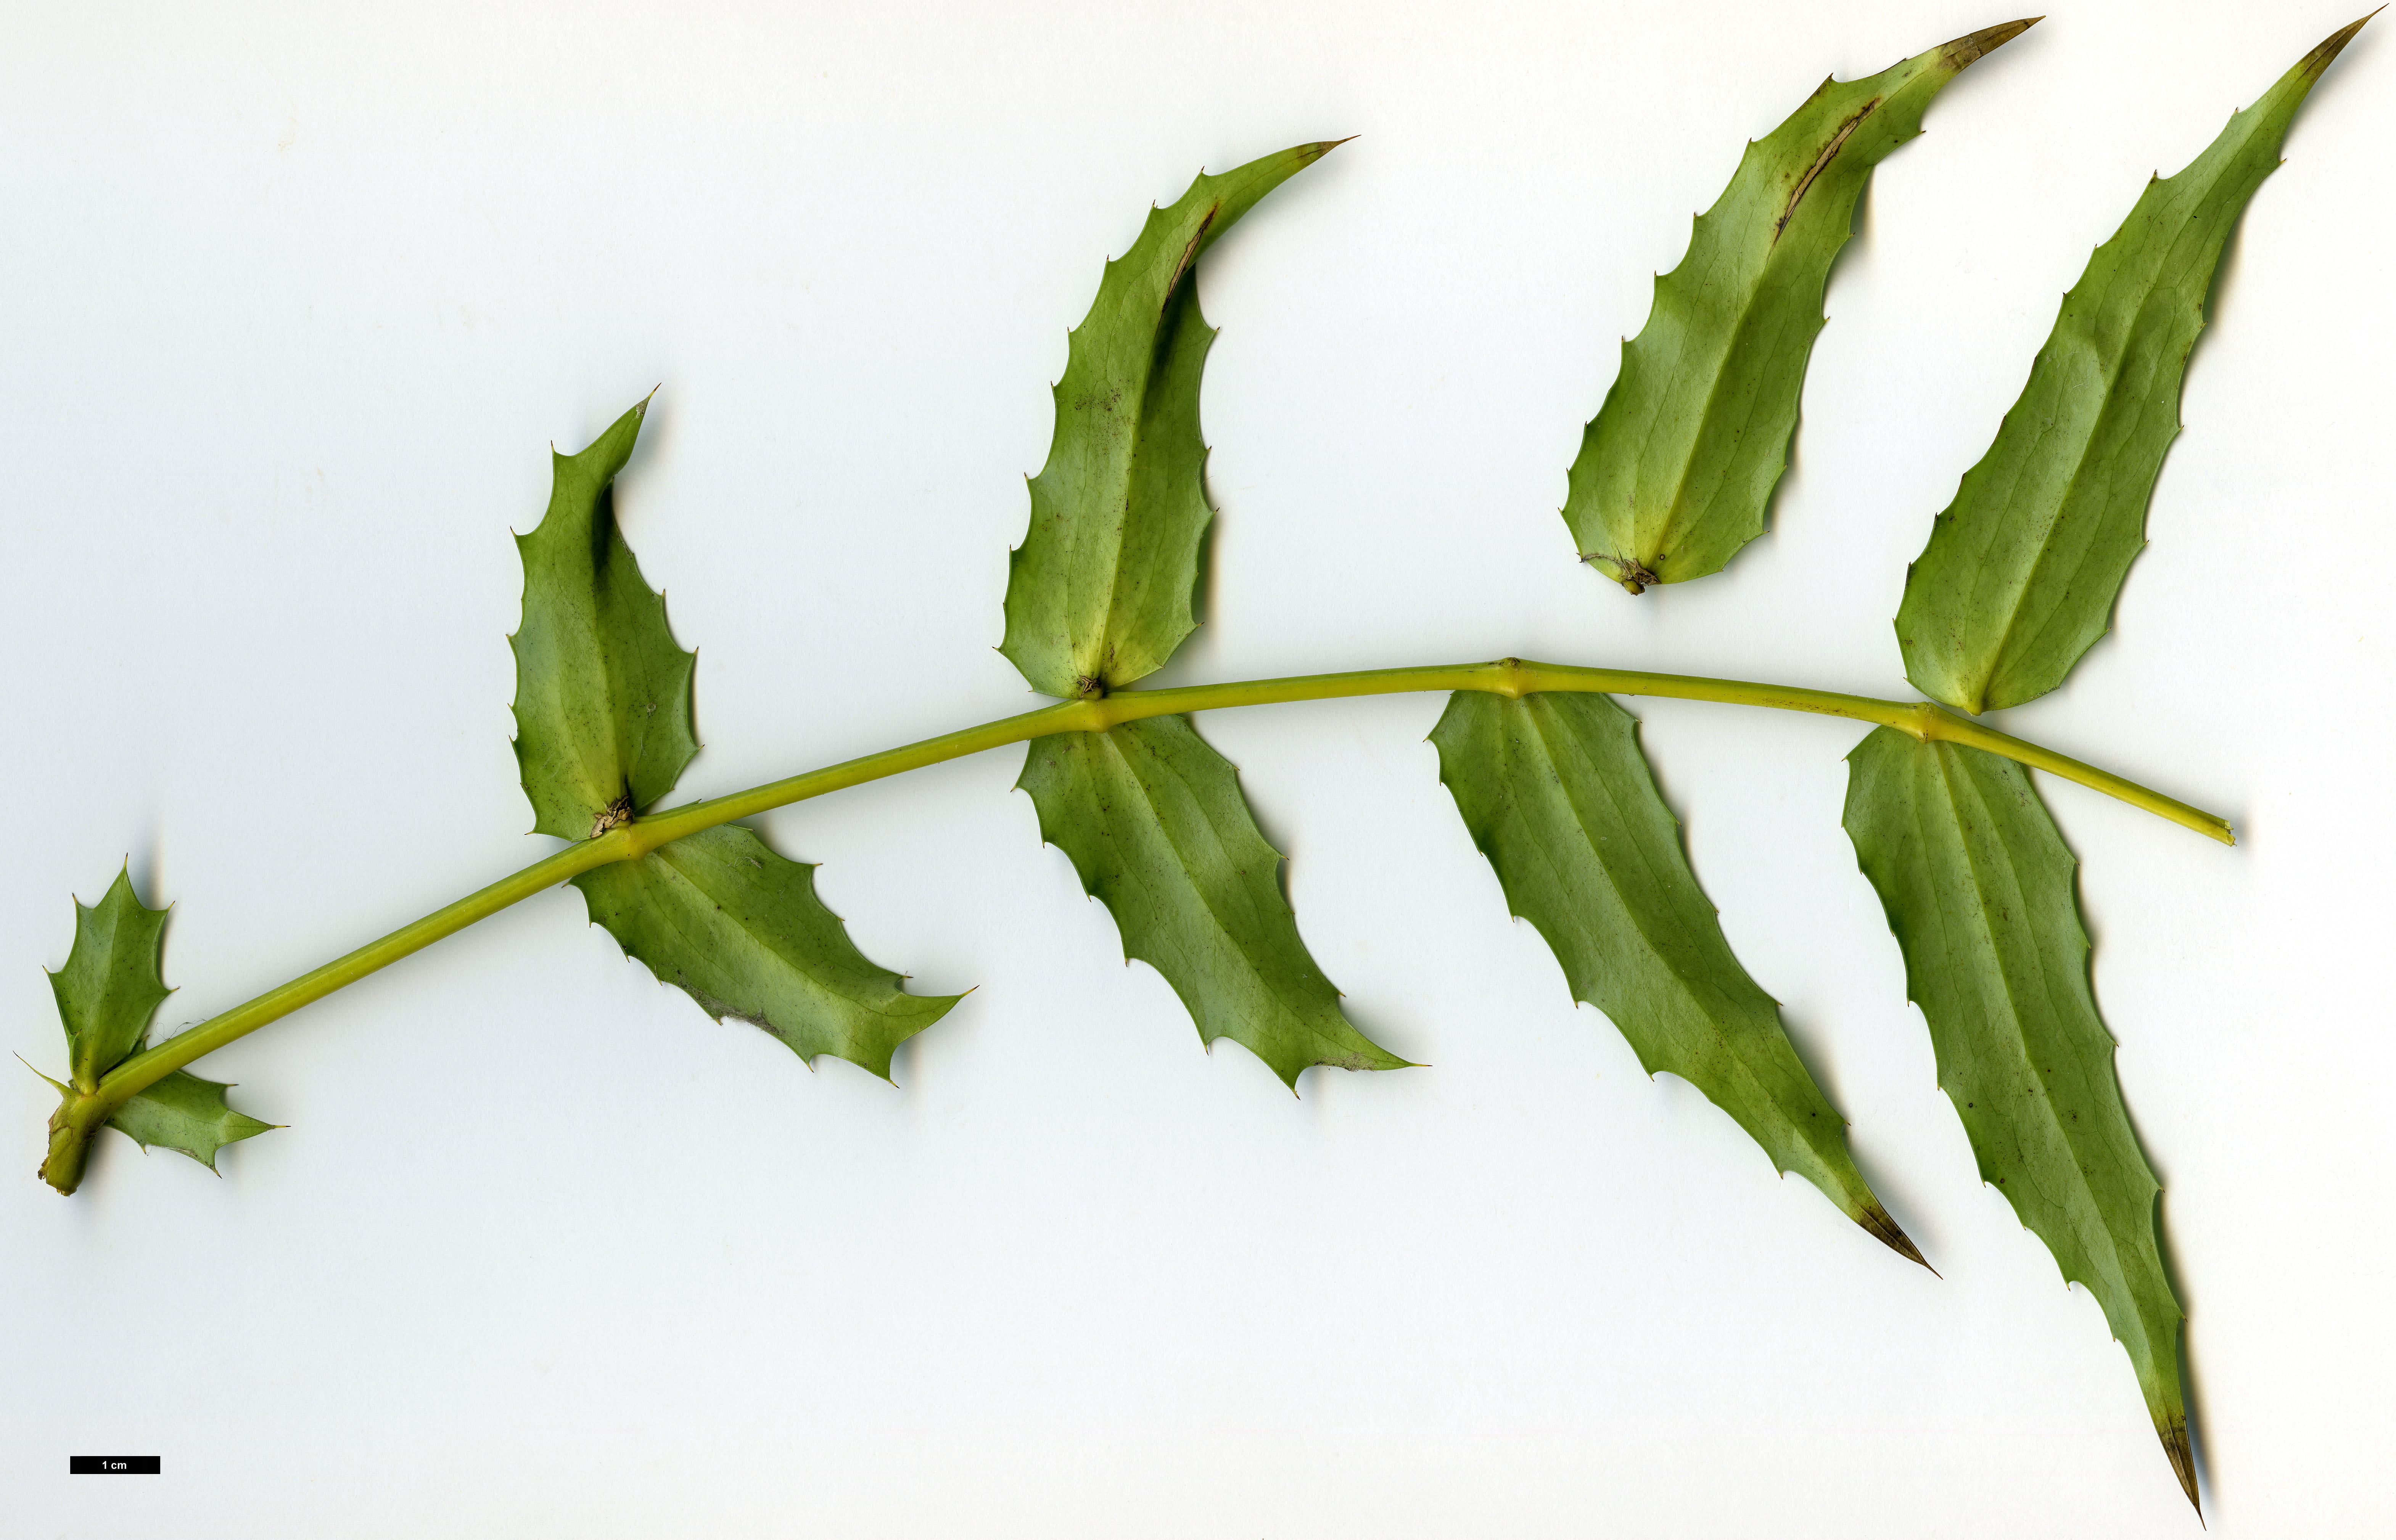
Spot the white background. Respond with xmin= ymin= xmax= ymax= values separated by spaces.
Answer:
xmin=4 ymin=1 xmax=2391 ymax=1534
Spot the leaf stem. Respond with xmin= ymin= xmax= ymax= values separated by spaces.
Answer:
xmin=46 ymin=656 xmax=2229 ymax=1192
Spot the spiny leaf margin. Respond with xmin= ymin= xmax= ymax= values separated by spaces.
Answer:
xmin=1432 ymin=690 xmax=1920 ymax=1261
xmin=49 ymin=864 xmax=172 ymax=1091
xmin=1842 ymin=728 xmax=2191 ymax=1509
xmin=999 ymin=141 xmax=1339 ymax=698
xmin=509 ymin=396 xmax=701 ymax=839
xmin=1896 ymin=14 xmax=2370 ymax=714
xmin=41 ymin=866 xmax=278 ymax=1175
xmin=107 ymin=1067 xmax=281 ymax=1172
xmin=573 ymin=824 xmax=963 ymax=1081
xmin=1017 ymin=714 xmax=1408 ymax=1088
xmin=1565 ymin=19 xmax=2035 ymax=593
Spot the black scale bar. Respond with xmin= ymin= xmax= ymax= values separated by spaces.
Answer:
xmin=70 ymin=1456 xmax=160 ymax=1474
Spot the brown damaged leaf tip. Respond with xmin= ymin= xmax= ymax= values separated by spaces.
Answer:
xmin=2160 ymin=1417 xmax=2201 ymax=1518
xmin=1860 ymin=1204 xmax=1937 ymax=1274
xmin=2301 ymin=10 xmax=2378 ymax=80
xmin=1939 ymin=17 xmax=2040 ymax=73
xmin=1293 ymin=135 xmax=1359 ymax=169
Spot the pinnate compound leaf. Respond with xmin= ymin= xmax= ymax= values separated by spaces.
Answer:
xmin=50 ymin=864 xmax=172 ymax=1090
xmin=510 ymin=397 xmax=699 ymax=839
xmin=573 ymin=825 xmax=962 ymax=1080
xmin=1018 ymin=714 xmax=1408 ymax=1087
xmin=1432 ymin=692 xmax=1919 ymax=1261
xmin=107 ymin=1069 xmax=280 ymax=1172
xmin=1897 ymin=15 xmax=2370 ymax=714
xmin=1842 ymin=729 xmax=2192 ymax=1509
xmin=999 ymin=142 xmax=1338 ymax=698
xmin=1566 ymin=20 xmax=2034 ymax=593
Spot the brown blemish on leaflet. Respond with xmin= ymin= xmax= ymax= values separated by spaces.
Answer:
xmin=1164 ymin=203 xmax=1220 ymax=309
xmin=1860 ymin=1203 xmax=1937 ymax=1274
xmin=1768 ymin=19 xmax=2040 ymax=246
xmin=2158 ymin=1414 xmax=2200 ymax=1517
xmin=2298 ymin=11 xmax=2376 ymax=83
xmin=1937 ymin=17 xmax=2041 ymax=75
xmin=1773 ymin=101 xmax=1877 ymax=243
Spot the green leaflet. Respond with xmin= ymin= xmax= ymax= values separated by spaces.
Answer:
xmin=510 ymin=397 xmax=700 ymax=839
xmin=1001 ymin=151 xmax=1400 ymax=1093
xmin=513 ymin=402 xmax=958 ymax=1073
xmin=50 ymin=865 xmax=172 ymax=1090
xmin=1017 ymin=714 xmax=1407 ymax=1087
xmin=43 ymin=868 xmax=276 ymax=1170
xmin=1565 ymin=20 xmax=2034 ymax=593
xmin=1897 ymin=16 xmax=2369 ymax=714
xmin=573 ymin=825 xmax=961 ymax=1079
xmin=1432 ymin=692 xmax=1919 ymax=1261
xmin=106 ymin=1069 xmax=280 ymax=1172
xmin=1842 ymin=729 xmax=2190 ymax=1508
xmin=999 ymin=142 xmax=1336 ymax=698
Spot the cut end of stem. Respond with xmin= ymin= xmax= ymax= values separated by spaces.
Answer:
xmin=39 ymin=1106 xmax=97 ymax=1196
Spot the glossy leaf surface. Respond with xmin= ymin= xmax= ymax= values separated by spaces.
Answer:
xmin=1843 ymin=728 xmax=2190 ymax=1506
xmin=574 ymin=825 xmax=962 ymax=1080
xmin=49 ymin=865 xmax=172 ymax=1090
xmin=1433 ymin=691 xmax=1918 ymax=1260
xmin=510 ymin=397 xmax=700 ymax=838
xmin=1565 ymin=20 xmax=2032 ymax=593
xmin=1897 ymin=16 xmax=2368 ymax=713
xmin=999 ymin=143 xmax=1336 ymax=697
xmin=1018 ymin=714 xmax=1407 ymax=1087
